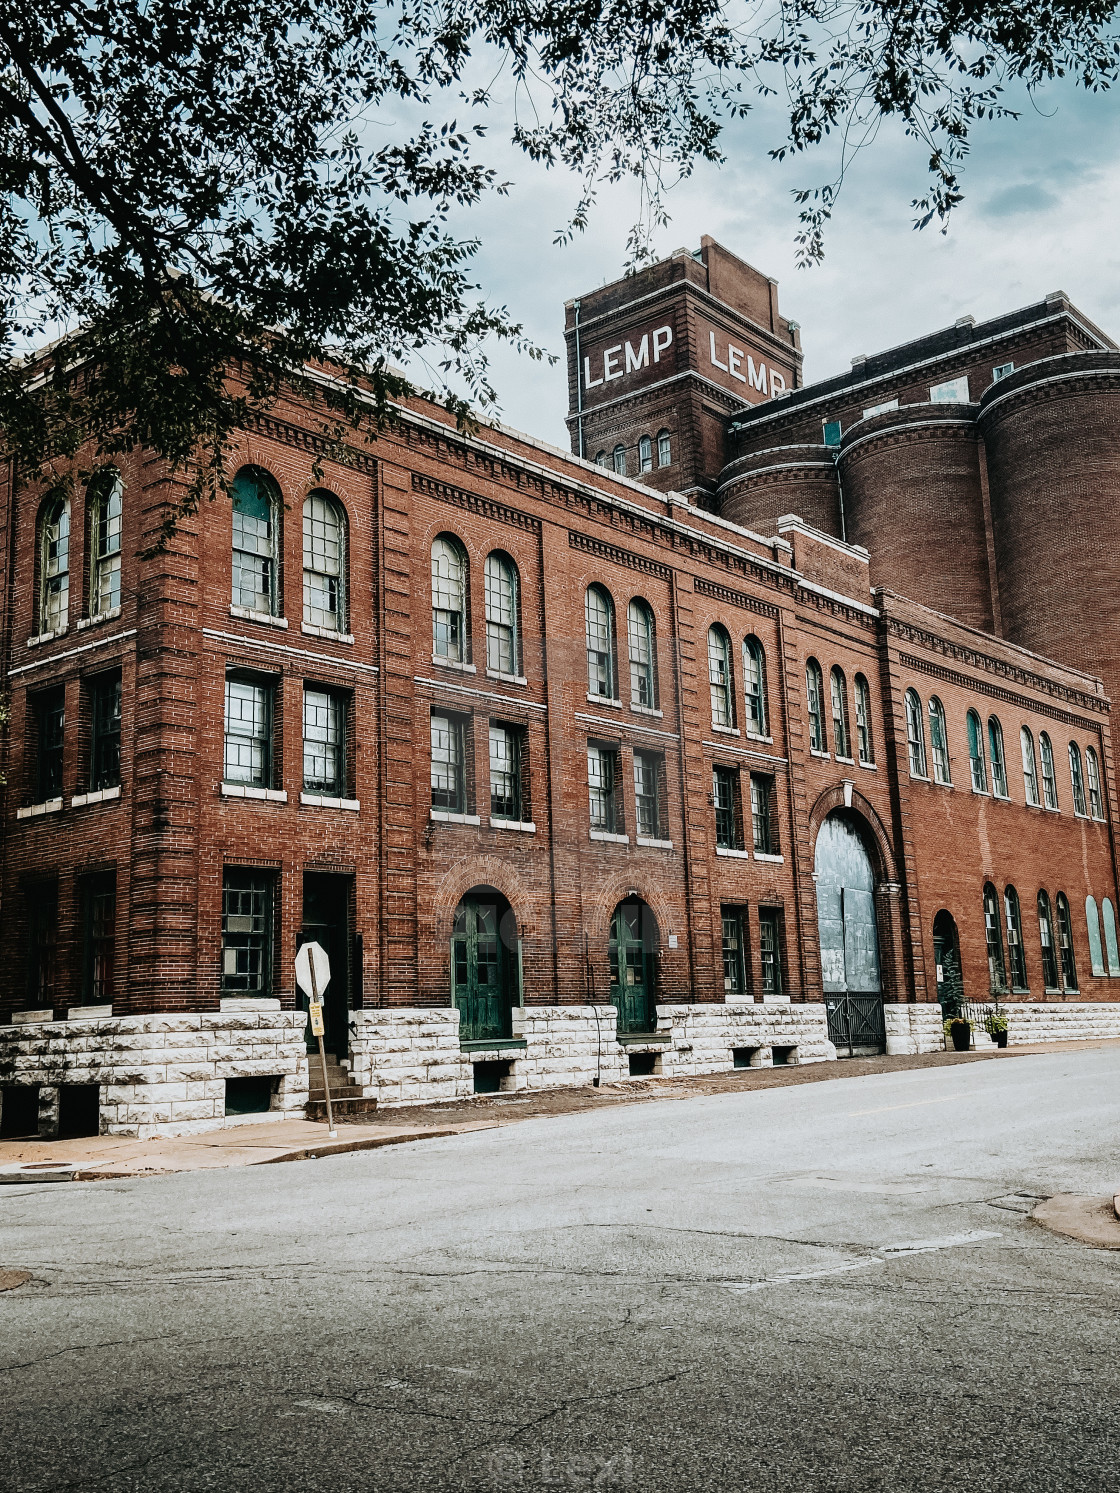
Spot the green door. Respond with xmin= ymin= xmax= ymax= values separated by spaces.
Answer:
xmin=453 ymin=895 xmax=513 ymax=1043
xmin=610 ymin=898 xmax=656 ymax=1034
xmin=301 ymin=873 xmax=351 ymax=1056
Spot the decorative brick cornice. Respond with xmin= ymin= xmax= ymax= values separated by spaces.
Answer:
xmin=694 ymin=576 xmax=778 ymax=620
xmin=242 ymin=411 xmax=379 ymax=476
xmin=894 ymin=637 xmax=1107 ymax=718
xmin=569 ymin=530 xmax=671 ymax=579
xmin=411 ymin=471 xmax=541 ymax=533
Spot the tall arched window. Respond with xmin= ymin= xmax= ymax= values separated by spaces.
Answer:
xmin=806 ymin=660 xmax=826 ymax=752
xmin=1004 ymin=886 xmax=1028 ymax=990
xmin=1103 ymin=898 xmax=1120 ymax=975
xmin=303 ymin=491 xmax=346 ymax=632
xmin=1039 ymin=732 xmax=1058 ymax=809
xmin=967 ymin=711 xmax=987 ymax=793
xmin=1086 ymin=747 xmax=1105 ymax=820
xmin=485 ymin=552 xmax=520 ymax=676
xmin=743 ymin=637 xmax=768 ymax=736
xmin=905 ymin=689 xmax=927 ymax=777
xmin=1037 ymin=890 xmax=1059 ymax=989
xmin=830 ymin=668 xmax=851 ymax=759
xmin=638 ymin=435 xmax=652 ymax=473
xmin=1086 ymin=896 xmax=1105 ymax=977
xmin=38 ymin=490 xmax=70 ymax=635
xmin=928 ymin=697 xmax=951 ymax=784
xmin=708 ymin=626 xmax=734 ymax=728
xmin=612 ymin=444 xmax=627 ymax=476
xmin=983 ymin=883 xmax=1007 ymax=994
xmin=854 ymin=674 xmax=874 ymax=764
xmin=431 ymin=534 xmax=468 ymax=662
xmin=232 ymin=466 xmax=280 ymax=615
xmin=657 ymin=430 xmax=672 ymax=467
xmin=1069 ymin=742 xmax=1088 ymax=816
xmin=627 ymin=600 xmax=657 ymax=709
xmin=585 ymin=585 xmax=616 ymax=698
xmin=595 ymin=450 xmax=608 ymax=467
xmin=87 ymin=469 xmax=122 ymax=618
xmin=1055 ymin=892 xmax=1078 ymax=990
xmin=1020 ymin=727 xmax=1040 ymax=806
xmin=988 ymin=716 xmax=1008 ymax=798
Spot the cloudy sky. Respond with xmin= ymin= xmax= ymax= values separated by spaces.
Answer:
xmin=434 ymin=73 xmax=1120 ymax=452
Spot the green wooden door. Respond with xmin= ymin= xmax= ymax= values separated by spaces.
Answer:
xmin=610 ymin=898 xmax=656 ymax=1034
xmin=453 ymin=896 xmax=512 ymax=1043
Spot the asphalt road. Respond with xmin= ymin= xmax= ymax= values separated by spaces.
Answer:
xmin=2 ymin=1048 xmax=1119 ymax=1493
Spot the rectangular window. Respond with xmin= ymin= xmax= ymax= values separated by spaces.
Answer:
xmin=759 ymin=908 xmax=784 ymax=996
xmin=33 ymin=686 xmax=65 ymax=801
xmin=221 ymin=870 xmax=273 ymax=995
xmin=431 ymin=713 xmax=466 ymax=813
xmin=588 ymin=744 xmax=619 ymax=832
xmin=822 ymin=419 xmax=842 ymax=447
xmin=721 ymin=907 xmax=748 ymax=996
xmin=81 ymin=872 xmax=116 ymax=1004
xmin=633 ymin=751 xmax=662 ymax=839
xmin=224 ymin=675 xmax=274 ymax=787
xmin=992 ymin=362 xmax=1014 ymax=382
xmin=303 ymin=688 xmax=346 ymax=795
xmin=750 ymin=774 xmax=776 ymax=854
xmin=89 ymin=672 xmax=122 ymax=791
xmin=26 ymin=879 xmax=58 ymax=1005
xmin=930 ymin=375 xmax=970 ymax=403
xmin=713 ymin=765 xmax=740 ymax=850
xmin=489 ymin=723 xmax=523 ymax=821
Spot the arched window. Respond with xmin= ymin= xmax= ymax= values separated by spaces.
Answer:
xmin=967 ymin=711 xmax=987 ymax=793
xmin=1004 ymin=886 xmax=1028 ymax=990
xmin=1086 ymin=896 xmax=1105 ymax=977
xmin=905 ymin=689 xmax=927 ymax=777
xmin=1055 ymin=892 xmax=1078 ymax=990
xmin=1037 ymin=891 xmax=1059 ymax=989
xmin=612 ymin=444 xmax=627 ymax=476
xmin=928 ymin=697 xmax=951 ymax=784
xmin=38 ymin=490 xmax=70 ymax=635
xmin=854 ymin=674 xmax=874 ymax=765
xmin=1086 ymin=747 xmax=1105 ymax=820
xmin=988 ymin=716 xmax=1008 ymax=798
xmin=708 ymin=625 xmax=734 ymax=728
xmin=638 ymin=435 xmax=652 ymax=473
xmin=431 ymin=534 xmax=468 ymax=662
xmin=627 ymin=600 xmax=657 ymax=709
xmin=983 ymin=883 xmax=1007 ymax=994
xmin=1039 ymin=732 xmax=1058 ymax=809
xmin=585 ymin=585 xmax=616 ymax=698
xmin=232 ymin=466 xmax=280 ymax=615
xmin=1069 ymin=742 xmax=1088 ymax=816
xmin=595 ymin=450 xmax=608 ymax=467
xmin=1020 ymin=727 xmax=1040 ymax=806
xmin=657 ymin=430 xmax=672 ymax=467
xmin=87 ymin=469 xmax=122 ymax=618
xmin=303 ymin=490 xmax=346 ymax=632
xmin=743 ymin=637 xmax=768 ymax=736
xmin=485 ymin=552 xmax=520 ymax=676
xmin=830 ymin=668 xmax=851 ymax=759
xmin=806 ymin=660 xmax=826 ymax=752
xmin=1103 ymin=898 xmax=1120 ymax=975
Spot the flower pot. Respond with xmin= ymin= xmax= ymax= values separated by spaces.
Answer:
xmin=994 ymin=1030 xmax=1008 ymax=1049
xmin=950 ymin=1023 xmax=971 ymax=1052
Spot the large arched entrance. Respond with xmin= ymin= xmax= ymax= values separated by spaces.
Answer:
xmin=815 ymin=811 xmax=885 ymax=1056
xmin=609 ymin=897 xmax=659 ymax=1035
xmin=451 ymin=887 xmax=519 ymax=1043
xmin=932 ymin=910 xmax=964 ymax=1016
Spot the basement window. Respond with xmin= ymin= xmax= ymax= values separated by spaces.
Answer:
xmin=225 ymin=1075 xmax=278 ymax=1115
xmin=627 ymin=1051 xmax=659 ymax=1077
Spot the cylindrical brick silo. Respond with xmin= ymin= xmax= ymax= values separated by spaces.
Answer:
xmin=980 ymin=351 xmax=1120 ymax=703
xmin=838 ymin=403 xmax=994 ymax=631
xmin=717 ymin=444 xmax=842 ymax=539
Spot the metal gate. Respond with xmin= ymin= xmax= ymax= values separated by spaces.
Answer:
xmin=824 ymin=993 xmax=886 ymax=1057
xmin=815 ymin=813 xmax=886 ymax=1056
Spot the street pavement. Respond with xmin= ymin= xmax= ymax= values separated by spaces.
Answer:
xmin=2 ymin=1046 xmax=1118 ymax=1492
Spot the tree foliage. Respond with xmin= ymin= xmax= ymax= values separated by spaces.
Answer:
xmin=1 ymin=0 xmax=1116 ymax=525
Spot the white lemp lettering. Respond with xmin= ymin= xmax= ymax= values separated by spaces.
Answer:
xmin=652 ymin=326 xmax=673 ymax=362
xmin=708 ymin=331 xmax=728 ymax=372
xmin=748 ymin=356 xmax=768 ymax=394
xmin=728 ymin=345 xmax=746 ymax=383
xmin=625 ymin=336 xmax=650 ymax=373
xmin=584 ymin=357 xmax=603 ymax=390
xmin=770 ymin=370 xmax=787 ymax=396
xmin=603 ymin=345 xmax=623 ymax=382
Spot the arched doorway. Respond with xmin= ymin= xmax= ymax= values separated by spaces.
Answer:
xmin=932 ymin=910 xmax=964 ymax=1016
xmin=815 ymin=811 xmax=885 ymax=1056
xmin=609 ymin=897 xmax=659 ymax=1034
xmin=451 ymin=888 xmax=519 ymax=1043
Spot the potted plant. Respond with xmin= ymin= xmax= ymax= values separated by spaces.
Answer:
xmin=944 ymin=1016 xmax=972 ymax=1052
xmin=984 ymin=1009 xmax=1009 ymax=1048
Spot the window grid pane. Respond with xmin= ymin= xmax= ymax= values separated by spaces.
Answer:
xmin=1021 ymin=729 xmax=1040 ymax=805
xmin=722 ymin=911 xmax=746 ymax=995
xmin=628 ymin=603 xmax=655 ymax=708
xmin=489 ymin=725 xmax=521 ymax=821
xmin=744 ymin=641 xmax=767 ymax=735
xmin=91 ymin=475 xmax=122 ymax=616
xmin=855 ymin=676 xmax=873 ymax=764
xmin=1069 ymin=743 xmax=1088 ymax=816
xmin=806 ymin=664 xmax=825 ymax=752
xmin=989 ymin=719 xmax=1008 ymax=797
xmin=41 ymin=497 xmax=70 ymax=634
xmin=713 ymin=766 xmax=738 ymax=849
xmin=750 ymin=774 xmax=773 ymax=854
xmin=984 ymin=885 xmax=1007 ymax=993
xmin=36 ymin=689 xmax=65 ymax=800
xmin=1038 ymin=892 xmax=1059 ymax=989
xmin=657 ymin=431 xmax=671 ymax=467
xmin=430 ymin=714 xmax=464 ymax=812
xmin=232 ymin=473 xmax=276 ymax=614
xmin=1086 ymin=748 xmax=1105 ymax=819
xmin=967 ymin=712 xmax=987 ymax=793
xmin=830 ymin=670 xmax=850 ymax=758
xmin=759 ymin=910 xmax=782 ymax=995
xmin=929 ymin=700 xmax=950 ymax=784
xmin=633 ymin=751 xmax=660 ymax=839
xmin=586 ymin=589 xmax=614 ymax=698
xmin=639 ymin=435 xmax=652 ymax=473
xmin=906 ymin=692 xmax=927 ymax=777
xmin=303 ymin=689 xmax=344 ymax=794
xmin=84 ymin=878 xmax=116 ymax=1003
xmin=224 ymin=678 xmax=271 ymax=786
xmin=91 ymin=676 xmax=122 ymax=791
xmin=708 ymin=629 xmax=732 ymax=727
xmin=1005 ymin=887 xmax=1028 ymax=990
xmin=222 ymin=874 xmax=271 ymax=994
xmin=432 ymin=539 xmax=466 ymax=661
xmin=303 ymin=494 xmax=344 ymax=631
xmin=588 ymin=746 xmax=616 ymax=831
xmin=485 ymin=555 xmax=518 ymax=675
xmin=1056 ymin=894 xmax=1078 ymax=989
xmin=1039 ymin=734 xmax=1058 ymax=809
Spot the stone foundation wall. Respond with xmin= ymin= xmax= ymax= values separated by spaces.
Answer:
xmin=884 ymin=1003 xmax=946 ymax=1056
xmin=0 ymin=1010 xmax=308 ymax=1138
xmin=346 ymin=1008 xmax=473 ymax=1105
xmin=1001 ymin=1001 xmax=1120 ymax=1045
xmin=655 ymin=1002 xmax=837 ymax=1075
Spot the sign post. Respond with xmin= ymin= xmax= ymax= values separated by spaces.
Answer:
xmin=295 ymin=941 xmax=336 ymax=1137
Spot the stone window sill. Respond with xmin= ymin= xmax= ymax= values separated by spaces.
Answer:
xmin=301 ymin=622 xmax=354 ymax=643
xmin=26 ymin=628 xmax=68 ymax=648
xmin=637 ymin=836 xmax=674 ymax=850
xmin=17 ymin=798 xmax=63 ymax=820
xmin=301 ymin=792 xmax=360 ymax=811
xmin=220 ymin=996 xmax=282 ymax=1012
xmin=746 ymin=732 xmax=774 ymax=745
xmin=433 ymin=655 xmax=476 ymax=674
xmin=909 ymin=773 xmax=931 ymax=783
xmin=586 ymin=693 xmax=622 ymax=708
xmin=590 ymin=829 xmax=629 ymax=844
xmin=711 ymin=724 xmax=740 ymax=736
xmin=71 ymin=785 xmax=121 ymax=808
xmin=11 ymin=1009 xmax=53 ymax=1026
xmin=810 ymin=749 xmax=830 ymax=760
xmin=835 ymin=755 xmax=855 ymax=766
xmin=67 ymin=1004 xmax=112 ymax=1021
xmin=231 ymin=605 xmax=288 ymax=629
xmin=461 ymin=1038 xmax=528 ymax=1053
xmin=754 ymin=851 xmax=785 ymax=864
xmin=859 ymin=760 xmax=878 ymax=771
xmin=430 ymin=810 xmax=481 ymax=825
xmin=486 ymin=669 xmax=528 ymax=686
xmin=716 ymin=846 xmax=751 ymax=860
xmin=76 ymin=607 xmax=122 ymax=632
xmin=222 ymin=783 xmax=288 ymax=803
xmin=491 ymin=818 xmax=536 ymax=833
xmin=631 ymin=704 xmax=664 ymax=718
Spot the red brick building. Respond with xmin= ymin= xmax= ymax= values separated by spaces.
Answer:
xmin=2 ymin=238 xmax=1119 ymax=1138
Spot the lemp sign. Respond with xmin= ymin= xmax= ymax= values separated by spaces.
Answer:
xmin=584 ymin=325 xmax=673 ymax=389
xmin=582 ymin=319 xmax=786 ymax=401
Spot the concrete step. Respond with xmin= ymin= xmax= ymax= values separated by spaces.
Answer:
xmin=305 ymin=1096 xmax=379 ymax=1121
xmin=308 ymin=1085 xmax=365 ymax=1101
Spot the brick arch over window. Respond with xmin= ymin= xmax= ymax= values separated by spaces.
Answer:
xmin=806 ymin=785 xmax=898 ymax=887
xmin=431 ymin=857 xmax=539 ymax=943
xmin=583 ymin=875 xmax=679 ymax=948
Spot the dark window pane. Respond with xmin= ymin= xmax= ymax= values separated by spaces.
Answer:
xmin=90 ymin=675 xmax=122 ymax=790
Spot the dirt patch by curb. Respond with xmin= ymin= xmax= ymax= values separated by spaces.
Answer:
xmin=0 ymin=1270 xmax=32 ymax=1291
xmin=1033 ymin=1194 xmax=1120 ymax=1250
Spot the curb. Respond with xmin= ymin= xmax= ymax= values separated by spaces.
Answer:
xmin=1115 ymin=1194 xmax=1120 ymax=1222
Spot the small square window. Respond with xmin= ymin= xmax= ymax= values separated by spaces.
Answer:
xmin=992 ymin=362 xmax=1014 ymax=382
xmin=822 ymin=419 xmax=842 ymax=447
